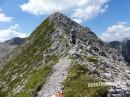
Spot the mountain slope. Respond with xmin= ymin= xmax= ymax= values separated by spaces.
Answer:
xmin=0 ymin=12 xmax=130 ymax=97
xmin=0 ymin=17 xmax=59 ymax=97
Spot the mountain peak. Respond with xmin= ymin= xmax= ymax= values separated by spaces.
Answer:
xmin=51 ymin=12 xmax=64 ymax=16
xmin=49 ymin=12 xmax=73 ymax=26
xmin=49 ymin=12 xmax=91 ymax=32
xmin=48 ymin=12 xmax=98 ymax=43
xmin=1 ymin=12 xmax=130 ymax=97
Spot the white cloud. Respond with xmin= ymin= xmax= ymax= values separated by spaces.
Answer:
xmin=100 ymin=4 xmax=108 ymax=13
xmin=0 ymin=9 xmax=12 ymax=22
xmin=100 ymin=21 xmax=130 ymax=42
xmin=73 ymin=18 xmax=83 ymax=24
xmin=20 ymin=0 xmax=109 ymax=23
xmin=0 ymin=24 xmax=29 ymax=42
xmin=9 ymin=24 xmax=20 ymax=30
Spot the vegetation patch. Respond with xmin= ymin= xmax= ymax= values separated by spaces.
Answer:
xmin=13 ymin=58 xmax=58 ymax=97
xmin=63 ymin=65 xmax=108 ymax=97
xmin=86 ymin=56 xmax=98 ymax=63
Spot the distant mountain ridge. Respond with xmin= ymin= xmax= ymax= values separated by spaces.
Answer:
xmin=0 ymin=37 xmax=25 ymax=67
xmin=109 ymin=38 xmax=130 ymax=64
xmin=4 ymin=37 xmax=25 ymax=45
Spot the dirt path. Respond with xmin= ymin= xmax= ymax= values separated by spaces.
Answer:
xmin=37 ymin=57 xmax=71 ymax=97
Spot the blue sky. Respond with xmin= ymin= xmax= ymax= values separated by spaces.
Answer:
xmin=0 ymin=0 xmax=130 ymax=42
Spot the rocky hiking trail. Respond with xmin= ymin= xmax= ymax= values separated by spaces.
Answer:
xmin=37 ymin=57 xmax=71 ymax=97
xmin=1 ymin=12 xmax=130 ymax=97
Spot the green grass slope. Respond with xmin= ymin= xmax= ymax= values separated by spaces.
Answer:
xmin=64 ymin=65 xmax=108 ymax=97
xmin=0 ymin=18 xmax=58 ymax=97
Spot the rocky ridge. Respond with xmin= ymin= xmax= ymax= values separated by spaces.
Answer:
xmin=36 ymin=12 xmax=130 ymax=97
xmin=0 ymin=12 xmax=130 ymax=97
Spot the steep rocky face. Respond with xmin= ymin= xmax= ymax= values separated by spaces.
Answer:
xmin=0 ymin=12 xmax=130 ymax=97
xmin=49 ymin=12 xmax=124 ymax=61
xmin=122 ymin=40 xmax=130 ymax=64
xmin=109 ymin=39 xmax=130 ymax=64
